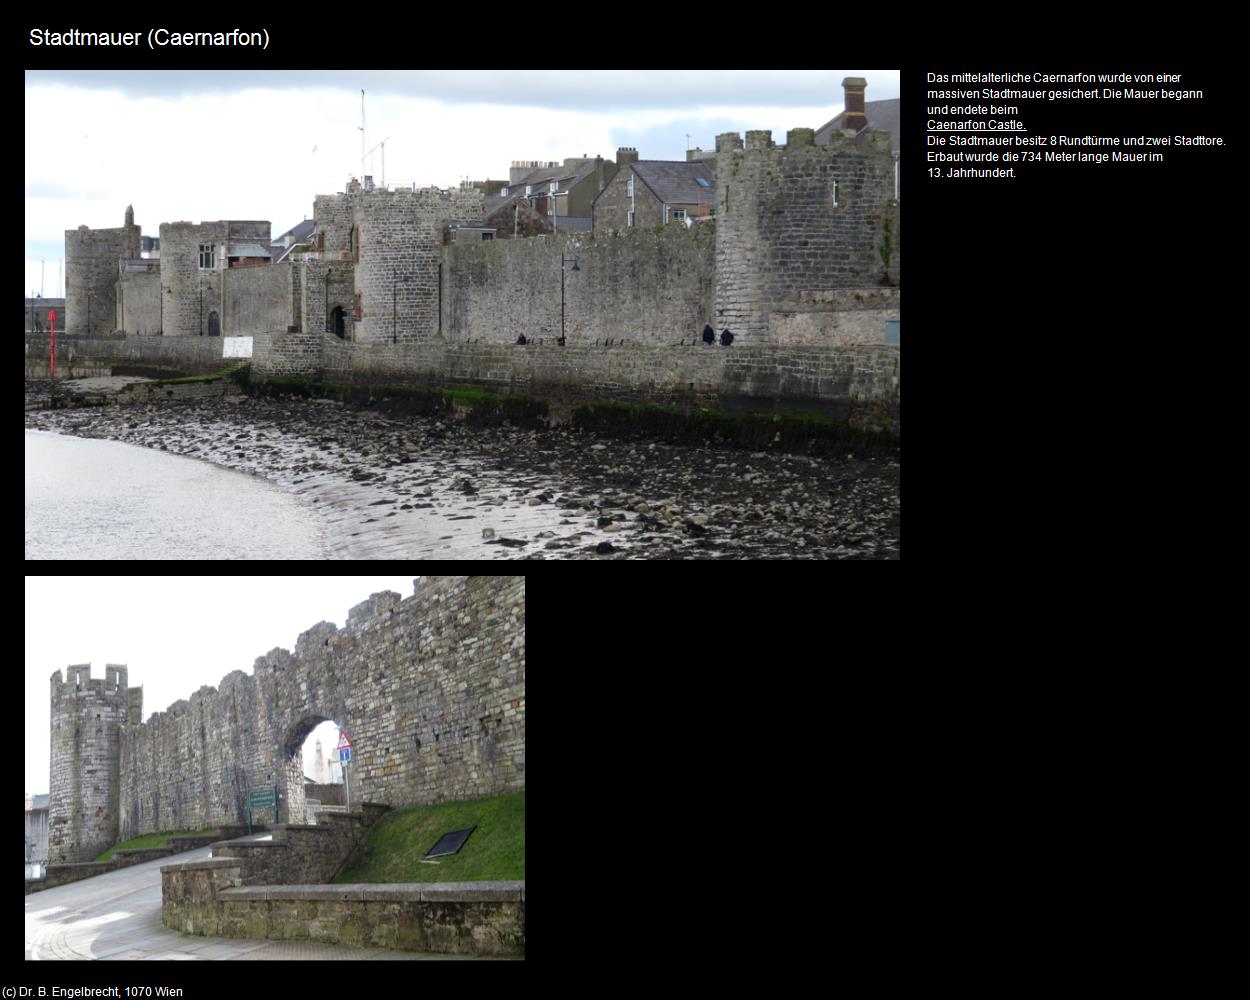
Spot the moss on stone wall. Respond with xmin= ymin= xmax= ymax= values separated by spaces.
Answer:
xmin=572 ymin=400 xmax=899 ymax=455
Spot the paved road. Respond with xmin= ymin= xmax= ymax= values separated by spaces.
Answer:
xmin=24 ymin=845 xmax=473 ymax=960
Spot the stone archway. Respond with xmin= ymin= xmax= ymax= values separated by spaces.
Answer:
xmin=281 ymin=714 xmax=349 ymax=826
xmin=331 ymin=306 xmax=346 ymax=339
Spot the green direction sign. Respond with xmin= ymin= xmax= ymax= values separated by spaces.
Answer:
xmin=247 ymin=785 xmax=279 ymax=833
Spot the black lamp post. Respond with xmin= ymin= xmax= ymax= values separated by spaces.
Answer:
xmin=560 ymin=253 xmax=579 ymax=346
xmin=199 ymin=274 xmax=203 ymax=336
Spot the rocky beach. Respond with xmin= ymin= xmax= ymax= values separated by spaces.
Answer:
xmin=24 ymin=383 xmax=899 ymax=559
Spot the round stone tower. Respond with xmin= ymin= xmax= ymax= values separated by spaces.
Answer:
xmin=351 ymin=186 xmax=482 ymax=344
xmin=64 ymin=208 xmax=140 ymax=337
xmin=47 ymin=664 xmax=142 ymax=863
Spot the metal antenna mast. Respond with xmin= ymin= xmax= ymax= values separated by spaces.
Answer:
xmin=365 ymin=137 xmax=391 ymax=188
xmin=359 ymin=89 xmax=366 ymax=180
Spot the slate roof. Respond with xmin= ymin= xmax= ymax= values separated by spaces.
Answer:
xmin=513 ymin=159 xmax=601 ymax=191
xmin=275 ymin=219 xmax=316 ymax=245
xmin=551 ymin=216 xmax=592 ymax=232
xmin=815 ymin=98 xmax=901 ymax=153
xmin=628 ymin=161 xmax=715 ymax=206
xmin=485 ymin=191 xmax=525 ymax=217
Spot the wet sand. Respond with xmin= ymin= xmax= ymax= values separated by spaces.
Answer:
xmin=24 ymin=392 xmax=899 ymax=559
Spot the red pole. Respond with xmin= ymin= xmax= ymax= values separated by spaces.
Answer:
xmin=49 ymin=309 xmax=57 ymax=378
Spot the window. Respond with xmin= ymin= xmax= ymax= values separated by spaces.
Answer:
xmin=482 ymin=232 xmax=494 ymax=241
xmin=672 ymin=209 xmax=687 ymax=220
xmin=628 ymin=210 xmax=635 ymax=227
xmin=525 ymin=184 xmax=533 ymax=196
xmin=695 ymin=176 xmax=710 ymax=188
xmin=831 ymin=180 xmax=839 ymax=208
xmin=549 ymin=181 xmax=557 ymax=193
xmin=501 ymin=186 xmax=509 ymax=196
xmin=198 ymin=244 xmax=215 ymax=269
xmin=626 ymin=176 xmax=634 ymax=196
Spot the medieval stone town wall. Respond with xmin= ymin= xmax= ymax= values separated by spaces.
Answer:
xmin=24 ymin=331 xmax=228 ymax=379
xmin=159 ymin=221 xmax=271 ymax=337
xmin=48 ymin=665 xmax=143 ymax=863
xmin=295 ymin=260 xmax=357 ymax=340
xmin=350 ymin=187 xmax=483 ymax=345
xmin=65 ymin=218 xmax=139 ymax=337
xmin=714 ymin=128 xmax=899 ymax=341
xmin=442 ymin=224 xmax=716 ymax=346
xmin=117 ymin=268 xmax=162 ymax=336
xmin=222 ymin=263 xmax=292 ymax=337
xmin=86 ymin=577 xmax=527 ymax=847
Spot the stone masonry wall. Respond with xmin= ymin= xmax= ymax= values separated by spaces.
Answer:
xmin=222 ymin=263 xmax=292 ymax=336
xmin=65 ymin=218 xmax=139 ymax=337
xmin=159 ymin=222 xmax=215 ymax=338
xmin=159 ymin=221 xmax=271 ymax=337
xmin=714 ymin=128 xmax=898 ymax=341
xmin=352 ymin=187 xmax=483 ymax=345
xmin=160 ymin=858 xmax=523 ymax=956
xmin=24 ymin=332 xmax=230 ymax=379
xmin=48 ymin=665 xmax=141 ymax=863
xmin=768 ymin=288 xmax=900 ymax=346
xmin=295 ymin=261 xmax=357 ymax=339
xmin=592 ymin=165 xmax=664 ymax=231
xmin=443 ymin=224 xmax=715 ymax=346
xmin=111 ymin=577 xmax=524 ymax=844
xmin=313 ymin=194 xmax=354 ymax=257
xmin=117 ymin=268 xmax=162 ymax=336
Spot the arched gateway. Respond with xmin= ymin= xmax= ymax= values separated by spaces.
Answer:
xmin=47 ymin=577 xmax=525 ymax=862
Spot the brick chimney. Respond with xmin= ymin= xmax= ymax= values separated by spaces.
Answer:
xmin=616 ymin=147 xmax=639 ymax=165
xmin=842 ymin=77 xmax=868 ymax=131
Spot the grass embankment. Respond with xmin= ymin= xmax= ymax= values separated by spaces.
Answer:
xmin=334 ymin=791 xmax=524 ymax=884
xmin=94 ymin=828 xmax=221 ymax=862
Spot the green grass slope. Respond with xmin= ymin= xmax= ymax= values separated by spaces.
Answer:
xmin=94 ymin=828 xmax=220 ymax=862
xmin=334 ymin=790 xmax=524 ymax=883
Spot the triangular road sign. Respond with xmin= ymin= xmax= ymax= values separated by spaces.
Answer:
xmin=336 ymin=731 xmax=352 ymax=750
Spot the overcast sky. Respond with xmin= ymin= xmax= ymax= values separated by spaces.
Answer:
xmin=24 ymin=576 xmax=420 ymax=794
xmin=24 ymin=69 xmax=899 ymax=297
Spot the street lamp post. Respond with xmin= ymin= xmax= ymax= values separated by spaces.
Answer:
xmin=199 ymin=274 xmax=203 ymax=336
xmin=560 ymin=253 xmax=579 ymax=346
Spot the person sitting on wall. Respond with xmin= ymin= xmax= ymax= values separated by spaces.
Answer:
xmin=557 ymin=335 xmax=566 ymax=346
xmin=515 ymin=334 xmax=527 ymax=345
xmin=720 ymin=328 xmax=734 ymax=347
xmin=702 ymin=324 xmax=715 ymax=347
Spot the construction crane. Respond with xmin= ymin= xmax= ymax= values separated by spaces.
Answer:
xmin=365 ymin=136 xmax=392 ymax=188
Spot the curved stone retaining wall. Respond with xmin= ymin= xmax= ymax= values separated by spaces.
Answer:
xmin=162 ymin=858 xmax=523 ymax=957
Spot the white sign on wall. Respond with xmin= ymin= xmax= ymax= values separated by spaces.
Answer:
xmin=223 ymin=336 xmax=254 ymax=358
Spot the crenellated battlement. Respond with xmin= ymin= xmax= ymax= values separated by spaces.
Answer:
xmin=52 ymin=577 xmax=526 ymax=857
xmin=715 ymin=126 xmax=894 ymax=159
xmin=51 ymin=663 xmax=137 ymax=706
xmin=47 ymin=662 xmax=142 ymax=863
xmin=712 ymin=124 xmax=899 ymax=342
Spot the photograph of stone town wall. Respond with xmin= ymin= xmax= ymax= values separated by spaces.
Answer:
xmin=47 ymin=576 xmax=524 ymax=863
